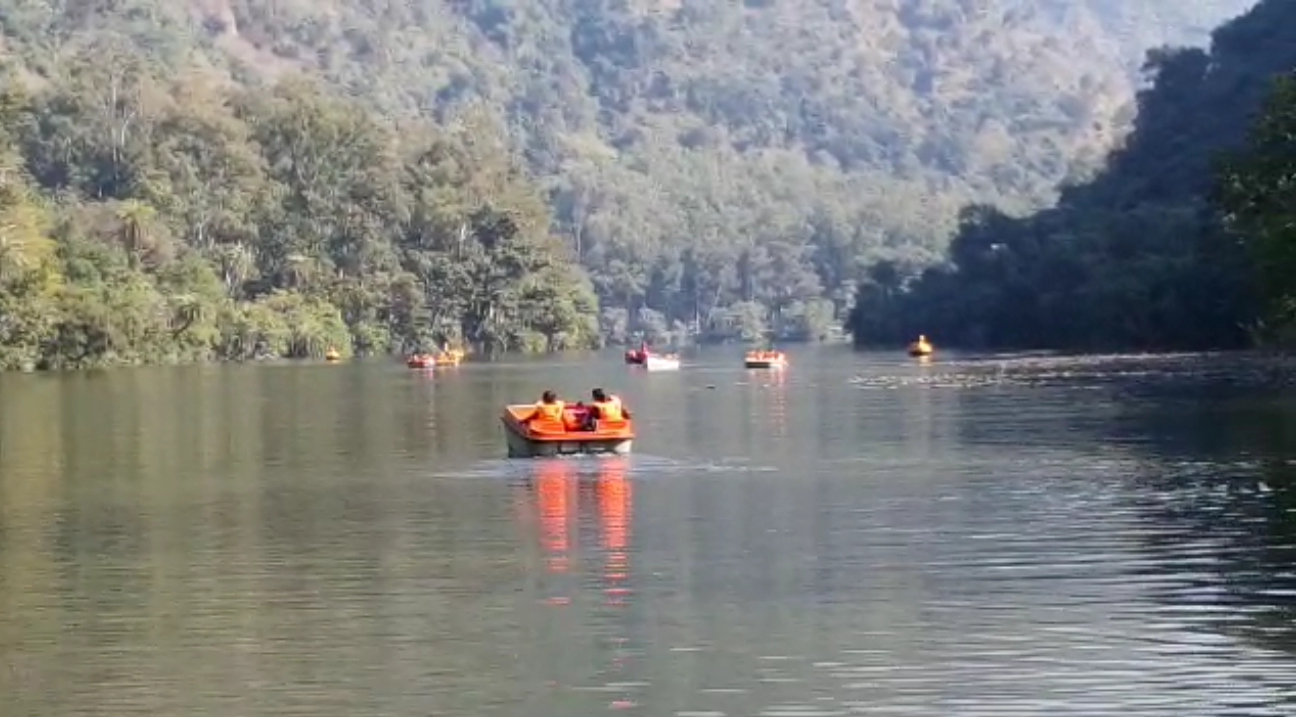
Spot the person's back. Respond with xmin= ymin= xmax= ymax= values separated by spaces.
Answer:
xmin=531 ymin=390 xmax=564 ymax=422
xmin=589 ymin=388 xmax=630 ymax=422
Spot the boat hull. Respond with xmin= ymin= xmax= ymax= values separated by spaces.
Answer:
xmin=744 ymin=359 xmax=786 ymax=369
xmin=643 ymin=356 xmax=680 ymax=371
xmin=504 ymin=427 xmax=632 ymax=457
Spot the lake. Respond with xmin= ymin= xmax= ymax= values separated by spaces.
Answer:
xmin=1 ymin=346 xmax=1295 ymax=716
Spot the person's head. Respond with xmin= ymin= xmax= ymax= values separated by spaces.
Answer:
xmin=542 ymin=390 xmax=557 ymax=404
xmin=592 ymin=388 xmax=607 ymax=402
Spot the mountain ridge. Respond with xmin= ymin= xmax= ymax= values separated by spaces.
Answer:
xmin=0 ymin=0 xmax=1263 ymax=358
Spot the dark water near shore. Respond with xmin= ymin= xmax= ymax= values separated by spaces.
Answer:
xmin=2 ymin=347 xmax=1296 ymax=715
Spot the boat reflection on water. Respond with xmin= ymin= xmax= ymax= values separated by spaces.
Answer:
xmin=517 ymin=455 xmax=639 ymax=707
xmin=595 ymin=456 xmax=632 ymax=606
xmin=749 ymin=364 xmax=788 ymax=436
xmin=535 ymin=459 xmax=572 ymax=577
xmin=520 ymin=456 xmax=634 ymax=607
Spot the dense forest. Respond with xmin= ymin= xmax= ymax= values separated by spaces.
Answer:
xmin=850 ymin=0 xmax=1296 ymax=351
xmin=0 ymin=0 xmax=1260 ymax=368
xmin=0 ymin=67 xmax=602 ymax=369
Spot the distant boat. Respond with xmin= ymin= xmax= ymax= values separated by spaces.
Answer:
xmin=406 ymin=354 xmax=435 ymax=369
xmin=744 ymin=350 xmax=787 ymax=369
xmin=324 ymin=347 xmax=341 ymax=362
xmin=434 ymin=348 xmax=466 ymax=366
xmin=626 ymin=344 xmax=679 ymax=368
xmin=624 ymin=343 xmax=650 ymax=364
xmin=643 ymin=354 xmax=681 ymax=371
xmin=406 ymin=347 xmax=466 ymax=369
xmin=907 ymin=335 xmax=933 ymax=357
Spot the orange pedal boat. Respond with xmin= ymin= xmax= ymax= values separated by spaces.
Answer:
xmin=406 ymin=354 xmax=435 ymax=368
xmin=501 ymin=404 xmax=634 ymax=457
xmin=744 ymin=350 xmax=787 ymax=369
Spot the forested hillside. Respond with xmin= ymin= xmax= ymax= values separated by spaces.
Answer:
xmin=0 ymin=0 xmax=1255 ymax=368
xmin=849 ymin=0 xmax=1294 ymax=351
xmin=0 ymin=69 xmax=603 ymax=369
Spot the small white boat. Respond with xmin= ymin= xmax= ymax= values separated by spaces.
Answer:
xmin=644 ymin=354 xmax=681 ymax=371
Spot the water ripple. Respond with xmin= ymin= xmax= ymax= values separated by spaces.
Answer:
xmin=4 ymin=351 xmax=1296 ymax=715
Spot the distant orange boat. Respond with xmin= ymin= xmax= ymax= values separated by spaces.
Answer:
xmin=406 ymin=354 xmax=435 ymax=369
xmin=406 ymin=348 xmax=466 ymax=369
xmin=744 ymin=350 xmax=787 ymax=369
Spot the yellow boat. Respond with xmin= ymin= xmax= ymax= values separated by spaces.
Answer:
xmin=434 ymin=348 xmax=466 ymax=366
xmin=324 ymin=347 xmax=341 ymax=361
xmin=501 ymin=403 xmax=634 ymax=457
xmin=406 ymin=347 xmax=466 ymax=369
xmin=907 ymin=335 xmax=933 ymax=357
xmin=744 ymin=350 xmax=787 ymax=369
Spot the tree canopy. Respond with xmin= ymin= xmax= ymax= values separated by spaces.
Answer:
xmin=1218 ymin=73 xmax=1296 ymax=343
xmin=850 ymin=0 xmax=1296 ymax=352
xmin=0 ymin=61 xmax=599 ymax=369
xmin=0 ymin=0 xmax=1266 ymax=368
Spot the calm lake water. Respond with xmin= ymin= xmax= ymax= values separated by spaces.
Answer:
xmin=2 ymin=346 xmax=1296 ymax=716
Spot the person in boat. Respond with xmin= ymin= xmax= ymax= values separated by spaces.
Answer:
xmin=585 ymin=388 xmax=631 ymax=428
xmin=563 ymin=401 xmax=589 ymax=431
xmin=525 ymin=390 xmax=565 ymax=424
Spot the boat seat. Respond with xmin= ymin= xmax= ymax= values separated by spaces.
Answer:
xmin=528 ymin=418 xmax=567 ymax=434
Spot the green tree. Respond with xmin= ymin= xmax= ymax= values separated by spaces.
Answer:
xmin=1218 ymin=73 xmax=1296 ymax=340
xmin=848 ymin=0 xmax=1291 ymax=352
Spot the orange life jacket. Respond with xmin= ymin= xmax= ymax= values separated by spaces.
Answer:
xmin=593 ymin=397 xmax=623 ymax=421
xmin=534 ymin=400 xmax=564 ymax=421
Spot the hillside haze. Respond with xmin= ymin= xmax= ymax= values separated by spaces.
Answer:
xmin=0 ymin=0 xmax=1259 ymax=351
